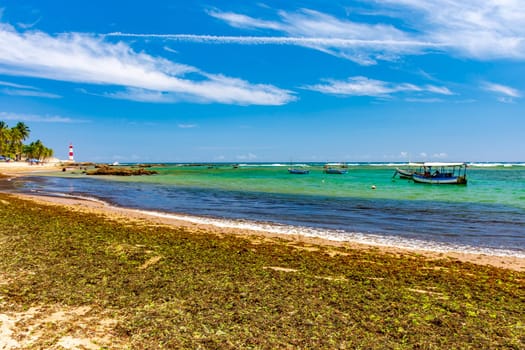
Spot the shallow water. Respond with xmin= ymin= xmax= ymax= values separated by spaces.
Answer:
xmin=10 ymin=163 xmax=525 ymax=257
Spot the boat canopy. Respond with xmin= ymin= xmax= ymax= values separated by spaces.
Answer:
xmin=414 ymin=162 xmax=467 ymax=167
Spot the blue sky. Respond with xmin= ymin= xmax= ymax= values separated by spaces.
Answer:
xmin=0 ymin=0 xmax=523 ymax=163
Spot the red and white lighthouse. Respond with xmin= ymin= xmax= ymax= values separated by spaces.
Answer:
xmin=68 ymin=143 xmax=74 ymax=162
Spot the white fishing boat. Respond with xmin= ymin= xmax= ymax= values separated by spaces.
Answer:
xmin=412 ymin=162 xmax=468 ymax=185
xmin=393 ymin=167 xmax=414 ymax=179
xmin=393 ymin=162 xmax=423 ymax=179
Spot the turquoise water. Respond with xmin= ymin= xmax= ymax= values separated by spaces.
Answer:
xmin=12 ymin=163 xmax=525 ymax=257
xmin=95 ymin=163 xmax=525 ymax=209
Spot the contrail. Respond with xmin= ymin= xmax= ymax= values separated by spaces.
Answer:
xmin=105 ymin=33 xmax=445 ymax=48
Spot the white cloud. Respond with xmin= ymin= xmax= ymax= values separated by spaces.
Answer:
xmin=425 ymin=85 xmax=453 ymax=95
xmin=178 ymin=124 xmax=197 ymax=128
xmin=163 ymin=46 xmax=178 ymax=54
xmin=0 ymin=80 xmax=34 ymax=89
xmin=0 ymin=111 xmax=84 ymax=123
xmin=304 ymin=76 xmax=452 ymax=97
xmin=207 ymin=9 xmax=285 ymax=31
xmin=236 ymin=152 xmax=257 ymax=160
xmin=137 ymin=8 xmax=440 ymax=66
xmin=405 ymin=97 xmax=444 ymax=103
xmin=432 ymin=152 xmax=448 ymax=159
xmin=0 ymin=80 xmax=61 ymax=98
xmin=482 ymin=82 xmax=521 ymax=97
xmin=1 ymin=88 xmax=61 ymax=98
xmin=199 ymin=2 xmax=525 ymax=63
xmin=0 ymin=23 xmax=295 ymax=106
xmin=381 ymin=0 xmax=525 ymax=60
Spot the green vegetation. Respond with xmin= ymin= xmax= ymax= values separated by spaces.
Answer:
xmin=0 ymin=193 xmax=523 ymax=349
xmin=0 ymin=121 xmax=53 ymax=161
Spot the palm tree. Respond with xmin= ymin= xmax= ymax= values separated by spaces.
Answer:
xmin=10 ymin=122 xmax=30 ymax=161
xmin=23 ymin=140 xmax=54 ymax=163
xmin=14 ymin=122 xmax=30 ymax=140
xmin=0 ymin=121 xmax=8 ymax=156
xmin=1 ymin=120 xmax=53 ymax=162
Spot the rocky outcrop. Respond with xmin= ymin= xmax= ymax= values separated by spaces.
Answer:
xmin=86 ymin=165 xmax=157 ymax=176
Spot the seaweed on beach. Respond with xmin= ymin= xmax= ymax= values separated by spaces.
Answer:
xmin=0 ymin=193 xmax=523 ymax=349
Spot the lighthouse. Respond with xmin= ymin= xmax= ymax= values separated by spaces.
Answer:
xmin=68 ymin=143 xmax=74 ymax=162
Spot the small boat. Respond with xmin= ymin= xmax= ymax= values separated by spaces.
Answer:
xmin=392 ymin=162 xmax=423 ymax=179
xmin=393 ymin=167 xmax=414 ymax=179
xmin=412 ymin=162 xmax=468 ymax=185
xmin=324 ymin=167 xmax=347 ymax=174
xmin=323 ymin=163 xmax=348 ymax=174
xmin=288 ymin=168 xmax=309 ymax=174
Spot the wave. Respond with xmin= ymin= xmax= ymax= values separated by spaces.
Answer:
xmin=22 ymin=188 xmax=525 ymax=258
xmin=130 ymin=208 xmax=525 ymax=258
xmin=468 ymin=162 xmax=525 ymax=167
xmin=26 ymin=189 xmax=110 ymax=206
xmin=237 ymin=163 xmax=287 ymax=167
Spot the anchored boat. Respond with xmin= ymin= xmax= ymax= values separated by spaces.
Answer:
xmin=393 ymin=162 xmax=424 ymax=179
xmin=412 ymin=162 xmax=468 ymax=185
xmin=324 ymin=168 xmax=348 ymax=174
xmin=288 ymin=167 xmax=310 ymax=174
xmin=323 ymin=163 xmax=348 ymax=174
xmin=395 ymin=168 xmax=414 ymax=179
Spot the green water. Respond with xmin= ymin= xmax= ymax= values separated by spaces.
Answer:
xmin=18 ymin=163 xmax=525 ymax=254
xmin=71 ymin=163 xmax=525 ymax=210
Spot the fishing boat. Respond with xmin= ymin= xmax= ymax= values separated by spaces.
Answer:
xmin=288 ymin=168 xmax=310 ymax=174
xmin=393 ymin=167 xmax=414 ymax=179
xmin=324 ymin=168 xmax=347 ymax=174
xmin=412 ymin=162 xmax=468 ymax=185
xmin=392 ymin=162 xmax=423 ymax=179
xmin=323 ymin=163 xmax=348 ymax=174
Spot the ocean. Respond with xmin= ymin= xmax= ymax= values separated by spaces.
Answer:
xmin=8 ymin=162 xmax=525 ymax=257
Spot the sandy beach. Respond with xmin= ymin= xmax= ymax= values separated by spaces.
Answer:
xmin=0 ymin=160 xmax=62 ymax=174
xmin=1 ymin=163 xmax=524 ymax=349
xmin=1 ymin=162 xmax=523 ymax=272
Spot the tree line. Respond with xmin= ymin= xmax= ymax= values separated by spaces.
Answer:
xmin=0 ymin=121 xmax=54 ymax=162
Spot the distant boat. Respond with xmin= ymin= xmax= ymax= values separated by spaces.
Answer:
xmin=323 ymin=165 xmax=348 ymax=174
xmin=412 ymin=162 xmax=468 ymax=185
xmin=288 ymin=168 xmax=309 ymax=174
xmin=287 ymin=161 xmax=309 ymax=174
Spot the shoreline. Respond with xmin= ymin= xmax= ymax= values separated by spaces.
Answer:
xmin=1 ymin=163 xmax=524 ymax=272
xmin=12 ymin=192 xmax=525 ymax=272
xmin=0 ymin=161 xmax=62 ymax=178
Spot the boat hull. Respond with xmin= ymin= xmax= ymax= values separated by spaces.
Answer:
xmin=395 ymin=168 xmax=413 ymax=179
xmin=288 ymin=168 xmax=309 ymax=174
xmin=412 ymin=174 xmax=467 ymax=185
xmin=324 ymin=168 xmax=347 ymax=174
